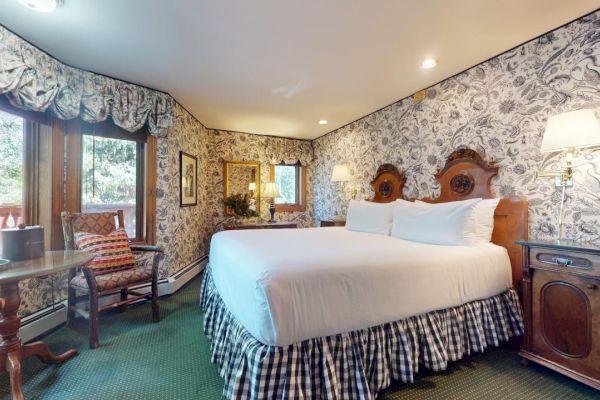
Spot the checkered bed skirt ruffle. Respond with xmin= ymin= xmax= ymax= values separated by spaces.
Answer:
xmin=200 ymin=267 xmax=524 ymax=399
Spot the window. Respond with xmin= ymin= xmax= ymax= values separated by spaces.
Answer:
xmin=0 ymin=103 xmax=55 ymax=248
xmin=270 ymin=163 xmax=306 ymax=212
xmin=71 ymin=120 xmax=157 ymax=244
xmin=81 ymin=134 xmax=144 ymax=239
xmin=0 ymin=110 xmax=24 ymax=229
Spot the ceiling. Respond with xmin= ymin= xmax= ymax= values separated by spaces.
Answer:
xmin=1 ymin=1 xmax=599 ymax=140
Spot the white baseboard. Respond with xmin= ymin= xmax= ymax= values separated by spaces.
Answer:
xmin=19 ymin=255 xmax=208 ymax=343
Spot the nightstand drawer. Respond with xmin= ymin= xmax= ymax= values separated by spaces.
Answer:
xmin=529 ymin=247 xmax=599 ymax=276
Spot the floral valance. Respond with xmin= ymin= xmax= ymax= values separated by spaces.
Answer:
xmin=0 ymin=26 xmax=173 ymax=134
xmin=267 ymin=136 xmax=313 ymax=165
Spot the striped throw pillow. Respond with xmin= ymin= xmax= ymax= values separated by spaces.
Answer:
xmin=74 ymin=228 xmax=135 ymax=271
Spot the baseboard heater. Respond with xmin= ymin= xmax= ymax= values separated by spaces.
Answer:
xmin=19 ymin=255 xmax=208 ymax=343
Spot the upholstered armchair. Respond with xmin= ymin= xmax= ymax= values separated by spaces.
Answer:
xmin=61 ymin=210 xmax=162 ymax=349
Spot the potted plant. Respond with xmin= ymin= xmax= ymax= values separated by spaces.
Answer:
xmin=224 ymin=194 xmax=259 ymax=218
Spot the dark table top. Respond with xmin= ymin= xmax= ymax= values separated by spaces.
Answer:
xmin=516 ymin=239 xmax=600 ymax=254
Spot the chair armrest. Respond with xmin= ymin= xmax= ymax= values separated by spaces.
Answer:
xmin=129 ymin=244 xmax=164 ymax=253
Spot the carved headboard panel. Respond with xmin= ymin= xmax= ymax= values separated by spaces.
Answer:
xmin=370 ymin=164 xmax=406 ymax=203
xmin=420 ymin=149 xmax=528 ymax=287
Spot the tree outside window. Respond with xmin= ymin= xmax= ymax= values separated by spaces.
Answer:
xmin=0 ymin=110 xmax=24 ymax=228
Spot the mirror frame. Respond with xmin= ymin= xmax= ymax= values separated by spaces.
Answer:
xmin=223 ymin=160 xmax=261 ymax=216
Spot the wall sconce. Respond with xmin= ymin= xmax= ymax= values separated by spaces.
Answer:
xmin=537 ymin=109 xmax=600 ymax=241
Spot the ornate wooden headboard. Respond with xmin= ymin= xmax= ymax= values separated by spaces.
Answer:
xmin=370 ymin=164 xmax=406 ymax=203
xmin=420 ymin=149 xmax=528 ymax=287
xmin=370 ymin=149 xmax=528 ymax=287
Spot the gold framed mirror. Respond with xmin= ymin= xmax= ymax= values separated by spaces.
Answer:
xmin=223 ymin=160 xmax=261 ymax=216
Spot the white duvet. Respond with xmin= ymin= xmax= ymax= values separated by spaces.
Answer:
xmin=209 ymin=227 xmax=512 ymax=346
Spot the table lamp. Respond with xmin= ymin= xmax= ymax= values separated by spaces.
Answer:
xmin=262 ymin=182 xmax=281 ymax=223
xmin=331 ymin=164 xmax=356 ymax=221
xmin=248 ymin=182 xmax=256 ymax=197
xmin=538 ymin=108 xmax=600 ymax=241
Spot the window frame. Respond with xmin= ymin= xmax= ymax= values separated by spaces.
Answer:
xmin=0 ymin=98 xmax=64 ymax=249
xmin=269 ymin=163 xmax=306 ymax=213
xmin=67 ymin=119 xmax=157 ymax=244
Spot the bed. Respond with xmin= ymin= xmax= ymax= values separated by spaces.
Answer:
xmin=201 ymin=148 xmax=528 ymax=399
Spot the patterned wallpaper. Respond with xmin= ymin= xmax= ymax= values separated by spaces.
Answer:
xmin=313 ymin=11 xmax=600 ymax=243
xmin=155 ymin=103 xmax=212 ymax=279
xmin=207 ymin=129 xmax=314 ymax=230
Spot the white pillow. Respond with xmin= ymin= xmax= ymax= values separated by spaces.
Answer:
xmin=391 ymin=198 xmax=481 ymax=245
xmin=415 ymin=198 xmax=500 ymax=244
xmin=345 ymin=200 xmax=395 ymax=235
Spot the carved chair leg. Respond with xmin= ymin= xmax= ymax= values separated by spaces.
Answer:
xmin=6 ymin=350 xmax=24 ymax=400
xmin=67 ymin=285 xmax=76 ymax=328
xmin=151 ymin=253 xmax=160 ymax=323
xmin=120 ymin=288 xmax=128 ymax=312
xmin=22 ymin=341 xmax=78 ymax=364
xmin=151 ymin=277 xmax=160 ymax=323
xmin=88 ymin=291 xmax=99 ymax=349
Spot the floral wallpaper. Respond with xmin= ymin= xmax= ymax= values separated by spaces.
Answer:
xmin=155 ymin=103 xmax=211 ymax=279
xmin=207 ymin=130 xmax=315 ymax=230
xmin=313 ymin=10 xmax=600 ymax=243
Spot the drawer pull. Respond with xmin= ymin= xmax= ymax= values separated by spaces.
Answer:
xmin=586 ymin=283 xmax=598 ymax=290
xmin=551 ymin=257 xmax=573 ymax=267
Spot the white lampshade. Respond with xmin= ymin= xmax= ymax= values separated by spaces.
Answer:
xmin=331 ymin=164 xmax=351 ymax=182
xmin=248 ymin=182 xmax=256 ymax=191
xmin=261 ymin=182 xmax=281 ymax=199
xmin=541 ymin=109 xmax=600 ymax=153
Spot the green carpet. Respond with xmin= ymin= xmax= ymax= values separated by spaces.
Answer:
xmin=1 ymin=275 xmax=599 ymax=400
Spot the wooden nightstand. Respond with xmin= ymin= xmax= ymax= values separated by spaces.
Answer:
xmin=320 ymin=219 xmax=346 ymax=227
xmin=517 ymin=239 xmax=600 ymax=390
xmin=223 ymin=221 xmax=297 ymax=230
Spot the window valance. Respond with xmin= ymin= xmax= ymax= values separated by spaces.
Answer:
xmin=267 ymin=137 xmax=313 ymax=166
xmin=0 ymin=26 xmax=173 ymax=134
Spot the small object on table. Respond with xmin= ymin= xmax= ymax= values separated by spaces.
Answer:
xmin=320 ymin=219 xmax=346 ymax=227
xmin=0 ymin=225 xmax=44 ymax=261
xmin=0 ymin=250 xmax=94 ymax=400
xmin=517 ymin=239 xmax=600 ymax=390
xmin=261 ymin=182 xmax=282 ymax=223
xmin=224 ymin=221 xmax=297 ymax=230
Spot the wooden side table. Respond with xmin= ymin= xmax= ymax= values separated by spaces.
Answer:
xmin=320 ymin=219 xmax=346 ymax=227
xmin=516 ymin=239 xmax=600 ymax=390
xmin=224 ymin=221 xmax=297 ymax=230
xmin=0 ymin=250 xmax=94 ymax=400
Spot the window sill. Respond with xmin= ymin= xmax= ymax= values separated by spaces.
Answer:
xmin=274 ymin=204 xmax=306 ymax=213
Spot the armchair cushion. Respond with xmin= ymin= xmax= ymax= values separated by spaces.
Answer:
xmin=70 ymin=265 xmax=153 ymax=292
xmin=74 ymin=228 xmax=135 ymax=273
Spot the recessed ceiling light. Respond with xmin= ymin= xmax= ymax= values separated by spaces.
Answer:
xmin=421 ymin=58 xmax=437 ymax=69
xmin=17 ymin=0 xmax=60 ymax=13
xmin=318 ymin=119 xmax=328 ymax=125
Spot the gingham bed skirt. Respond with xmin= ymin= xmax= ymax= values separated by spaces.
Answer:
xmin=200 ymin=268 xmax=524 ymax=399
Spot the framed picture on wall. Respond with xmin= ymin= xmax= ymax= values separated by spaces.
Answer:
xmin=180 ymin=151 xmax=198 ymax=207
